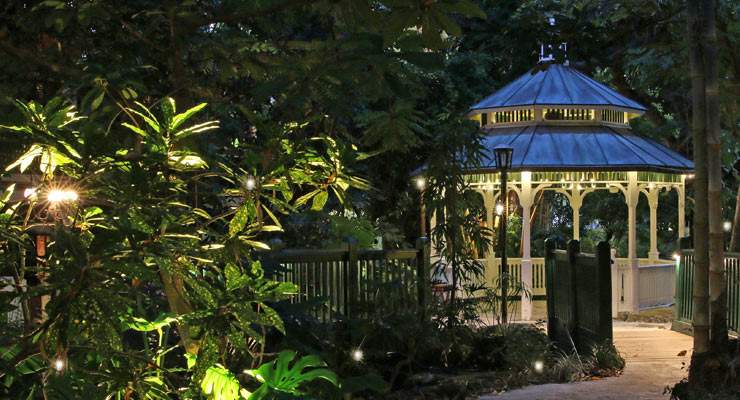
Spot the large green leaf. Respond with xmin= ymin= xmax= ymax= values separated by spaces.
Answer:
xmin=245 ymin=351 xmax=337 ymax=399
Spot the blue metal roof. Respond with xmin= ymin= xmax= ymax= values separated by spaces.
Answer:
xmin=471 ymin=63 xmax=647 ymax=112
xmin=477 ymin=125 xmax=693 ymax=173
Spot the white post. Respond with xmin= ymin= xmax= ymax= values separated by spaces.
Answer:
xmin=520 ymin=172 xmax=533 ymax=321
xmin=571 ymin=194 xmax=582 ymax=241
xmin=627 ymin=172 xmax=640 ymax=312
xmin=647 ymin=187 xmax=660 ymax=262
xmin=678 ymin=177 xmax=686 ymax=239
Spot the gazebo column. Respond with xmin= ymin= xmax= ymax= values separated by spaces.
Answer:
xmin=626 ymin=172 xmax=640 ymax=312
xmin=646 ymin=186 xmax=660 ymax=262
xmin=571 ymin=193 xmax=582 ymax=241
xmin=558 ymin=185 xmax=592 ymax=241
xmin=519 ymin=172 xmax=533 ymax=321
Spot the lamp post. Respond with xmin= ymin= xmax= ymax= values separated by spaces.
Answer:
xmin=415 ymin=177 xmax=426 ymax=237
xmin=494 ymin=144 xmax=513 ymax=323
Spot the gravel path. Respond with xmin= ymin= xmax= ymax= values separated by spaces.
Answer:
xmin=480 ymin=322 xmax=693 ymax=400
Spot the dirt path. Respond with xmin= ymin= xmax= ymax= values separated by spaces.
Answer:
xmin=480 ymin=322 xmax=693 ymax=400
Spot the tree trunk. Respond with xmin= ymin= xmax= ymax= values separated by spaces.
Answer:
xmin=703 ymin=0 xmax=728 ymax=352
xmin=730 ymin=185 xmax=740 ymax=252
xmin=687 ymin=0 xmax=710 ymax=361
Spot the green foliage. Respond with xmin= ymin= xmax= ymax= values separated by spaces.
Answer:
xmin=0 ymin=96 xmax=358 ymax=399
xmin=246 ymin=350 xmax=338 ymax=399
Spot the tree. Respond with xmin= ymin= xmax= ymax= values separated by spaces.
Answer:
xmin=703 ymin=0 xmax=728 ymax=353
xmin=687 ymin=0 xmax=711 ymax=361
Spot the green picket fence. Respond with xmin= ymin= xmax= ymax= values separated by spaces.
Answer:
xmin=260 ymin=238 xmax=431 ymax=322
xmin=675 ymin=250 xmax=740 ymax=333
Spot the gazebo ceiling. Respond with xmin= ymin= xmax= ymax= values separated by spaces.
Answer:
xmin=470 ymin=63 xmax=647 ymax=113
xmin=477 ymin=124 xmax=693 ymax=173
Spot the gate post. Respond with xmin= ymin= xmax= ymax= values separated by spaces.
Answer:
xmin=544 ymin=238 xmax=557 ymax=337
xmin=596 ymin=241 xmax=613 ymax=343
xmin=567 ymin=240 xmax=581 ymax=347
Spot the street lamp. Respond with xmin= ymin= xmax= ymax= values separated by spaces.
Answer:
xmin=494 ymin=144 xmax=513 ymax=324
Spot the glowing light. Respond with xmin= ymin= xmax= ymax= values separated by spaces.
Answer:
xmin=53 ymin=358 xmax=65 ymax=372
xmin=415 ymin=177 xmax=426 ymax=190
xmin=533 ymin=360 xmax=544 ymax=373
xmin=495 ymin=203 xmax=504 ymax=216
xmin=351 ymin=349 xmax=364 ymax=362
xmin=23 ymin=187 xmax=38 ymax=198
xmin=723 ymin=221 xmax=732 ymax=232
xmin=245 ymin=176 xmax=257 ymax=191
xmin=47 ymin=189 xmax=78 ymax=203
xmin=673 ymin=253 xmax=680 ymax=261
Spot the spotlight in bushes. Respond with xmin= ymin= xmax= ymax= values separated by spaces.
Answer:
xmin=533 ymin=360 xmax=544 ymax=373
xmin=245 ymin=176 xmax=257 ymax=191
xmin=53 ymin=358 xmax=65 ymax=372
xmin=351 ymin=348 xmax=364 ymax=363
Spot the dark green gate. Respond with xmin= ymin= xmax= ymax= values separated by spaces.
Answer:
xmin=674 ymin=249 xmax=740 ymax=335
xmin=545 ymin=239 xmax=613 ymax=351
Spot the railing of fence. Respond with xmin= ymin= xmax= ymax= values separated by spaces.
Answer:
xmin=261 ymin=238 xmax=431 ymax=322
xmin=675 ymin=250 xmax=740 ymax=333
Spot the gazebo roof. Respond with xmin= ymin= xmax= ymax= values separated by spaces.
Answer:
xmin=478 ymin=124 xmax=693 ymax=173
xmin=470 ymin=63 xmax=647 ymax=113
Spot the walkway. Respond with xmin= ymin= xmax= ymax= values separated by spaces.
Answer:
xmin=480 ymin=322 xmax=693 ymax=400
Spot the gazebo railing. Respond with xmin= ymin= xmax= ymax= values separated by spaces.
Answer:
xmin=478 ymin=258 xmax=547 ymax=297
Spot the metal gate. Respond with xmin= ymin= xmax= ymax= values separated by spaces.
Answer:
xmin=545 ymin=239 xmax=613 ymax=351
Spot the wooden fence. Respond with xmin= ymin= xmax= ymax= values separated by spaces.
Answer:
xmin=545 ymin=239 xmax=612 ymax=351
xmin=675 ymin=250 xmax=740 ymax=334
xmin=260 ymin=238 xmax=431 ymax=321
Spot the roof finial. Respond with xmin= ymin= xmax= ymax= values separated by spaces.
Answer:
xmin=539 ymin=16 xmax=569 ymax=65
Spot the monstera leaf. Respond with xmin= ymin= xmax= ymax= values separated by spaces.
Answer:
xmin=245 ymin=351 xmax=338 ymax=399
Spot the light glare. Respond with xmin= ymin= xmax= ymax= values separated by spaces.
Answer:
xmin=47 ymin=189 xmax=78 ymax=203
xmin=534 ymin=360 xmax=544 ymax=373
xmin=673 ymin=253 xmax=680 ymax=261
xmin=415 ymin=177 xmax=426 ymax=190
xmin=53 ymin=358 xmax=65 ymax=372
xmin=351 ymin=349 xmax=364 ymax=362
xmin=723 ymin=221 xmax=732 ymax=233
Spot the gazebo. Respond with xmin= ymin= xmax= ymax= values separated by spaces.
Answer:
xmin=433 ymin=62 xmax=693 ymax=320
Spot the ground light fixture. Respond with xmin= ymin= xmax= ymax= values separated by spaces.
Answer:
xmin=724 ymin=221 xmax=732 ymax=233
xmin=493 ymin=144 xmax=513 ymax=324
xmin=351 ymin=348 xmax=364 ymax=363
xmin=533 ymin=360 xmax=544 ymax=373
